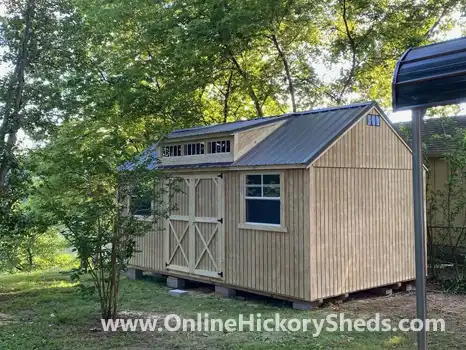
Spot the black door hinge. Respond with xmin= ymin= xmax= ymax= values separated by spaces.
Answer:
xmin=218 ymin=271 xmax=223 ymax=277
xmin=217 ymin=173 xmax=223 ymax=178
xmin=217 ymin=218 xmax=223 ymax=224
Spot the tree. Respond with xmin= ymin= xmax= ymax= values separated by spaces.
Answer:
xmin=400 ymin=115 xmax=466 ymax=283
xmin=0 ymin=0 xmax=34 ymax=189
xmin=321 ymin=0 xmax=461 ymax=106
xmin=424 ymin=122 xmax=466 ymax=282
xmin=30 ymin=118 xmax=175 ymax=319
xmin=0 ymin=0 xmax=85 ymax=189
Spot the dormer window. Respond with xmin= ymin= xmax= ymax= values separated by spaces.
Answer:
xmin=162 ymin=139 xmax=232 ymax=157
xmin=208 ymin=140 xmax=231 ymax=154
xmin=184 ymin=143 xmax=205 ymax=155
xmin=163 ymin=145 xmax=182 ymax=157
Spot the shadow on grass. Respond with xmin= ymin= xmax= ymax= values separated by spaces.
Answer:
xmin=0 ymin=270 xmax=422 ymax=350
xmin=138 ymin=272 xmax=293 ymax=309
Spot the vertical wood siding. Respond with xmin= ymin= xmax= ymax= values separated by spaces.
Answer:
xmin=129 ymin=178 xmax=189 ymax=272
xmin=195 ymin=179 xmax=217 ymax=217
xmin=311 ymin=167 xmax=415 ymax=299
xmin=313 ymin=110 xmax=412 ymax=169
xmin=171 ymin=179 xmax=190 ymax=216
xmin=310 ymin=112 xmax=415 ymax=300
xmin=426 ymin=156 xmax=466 ymax=248
xmin=129 ymin=180 xmax=166 ymax=271
xmin=224 ymin=169 xmax=311 ymax=301
xmin=129 ymin=221 xmax=165 ymax=271
xmin=195 ymin=222 xmax=219 ymax=272
xmin=427 ymin=157 xmax=455 ymax=226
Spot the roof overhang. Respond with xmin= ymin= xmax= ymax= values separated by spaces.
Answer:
xmin=392 ymin=36 xmax=466 ymax=111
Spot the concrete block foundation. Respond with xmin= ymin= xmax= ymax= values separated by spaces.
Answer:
xmin=126 ymin=268 xmax=143 ymax=280
xmin=215 ymin=286 xmax=236 ymax=298
xmin=167 ymin=277 xmax=186 ymax=289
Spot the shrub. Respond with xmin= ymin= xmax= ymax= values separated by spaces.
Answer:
xmin=0 ymin=227 xmax=73 ymax=272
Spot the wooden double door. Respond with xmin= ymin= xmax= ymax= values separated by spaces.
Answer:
xmin=164 ymin=174 xmax=224 ymax=279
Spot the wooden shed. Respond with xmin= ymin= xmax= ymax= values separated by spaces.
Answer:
xmin=397 ymin=116 xmax=466 ymax=250
xmin=127 ymin=101 xmax=416 ymax=307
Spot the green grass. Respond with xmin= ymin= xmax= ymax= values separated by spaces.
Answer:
xmin=0 ymin=270 xmax=460 ymax=349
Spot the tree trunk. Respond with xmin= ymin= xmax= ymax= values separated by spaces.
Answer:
xmin=337 ymin=0 xmax=357 ymax=104
xmin=0 ymin=0 xmax=34 ymax=189
xmin=223 ymin=71 xmax=233 ymax=123
xmin=26 ymin=247 xmax=33 ymax=269
xmin=227 ymin=51 xmax=263 ymax=117
xmin=270 ymin=34 xmax=296 ymax=112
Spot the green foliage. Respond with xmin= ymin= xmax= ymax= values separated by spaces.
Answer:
xmin=438 ymin=278 xmax=466 ymax=294
xmin=423 ymin=118 xmax=466 ymax=280
xmin=70 ymin=0 xmax=464 ymax=124
xmin=1 ymin=269 xmax=464 ymax=349
xmin=0 ymin=227 xmax=71 ymax=272
xmin=1 ymin=0 xmax=466 ymax=326
xmin=29 ymin=117 xmax=177 ymax=319
xmin=0 ymin=0 xmax=87 ymax=189
xmin=36 ymin=252 xmax=79 ymax=271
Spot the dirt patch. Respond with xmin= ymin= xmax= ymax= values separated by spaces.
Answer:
xmin=339 ymin=290 xmax=466 ymax=318
xmin=331 ymin=289 xmax=466 ymax=342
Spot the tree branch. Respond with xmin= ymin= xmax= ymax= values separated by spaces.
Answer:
xmin=337 ymin=0 xmax=357 ymax=103
xmin=223 ymin=71 xmax=233 ymax=123
xmin=227 ymin=49 xmax=263 ymax=117
xmin=270 ymin=34 xmax=296 ymax=112
xmin=0 ymin=0 xmax=35 ymax=189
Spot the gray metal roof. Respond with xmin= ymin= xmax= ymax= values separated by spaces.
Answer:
xmin=120 ymin=101 xmax=380 ymax=171
xmin=395 ymin=116 xmax=466 ymax=155
xmin=233 ymin=101 xmax=375 ymax=166
xmin=167 ymin=114 xmax=291 ymax=139
xmin=159 ymin=162 xmax=232 ymax=170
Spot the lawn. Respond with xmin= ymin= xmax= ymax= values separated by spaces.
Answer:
xmin=0 ymin=270 xmax=463 ymax=349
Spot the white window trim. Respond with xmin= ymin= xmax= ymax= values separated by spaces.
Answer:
xmin=238 ymin=171 xmax=287 ymax=233
xmin=161 ymin=139 xmax=233 ymax=158
xmin=163 ymin=144 xmax=183 ymax=157
xmin=183 ymin=142 xmax=206 ymax=156
xmin=207 ymin=140 xmax=231 ymax=154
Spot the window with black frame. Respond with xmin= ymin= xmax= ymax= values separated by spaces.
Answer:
xmin=130 ymin=182 xmax=153 ymax=216
xmin=245 ymin=174 xmax=281 ymax=225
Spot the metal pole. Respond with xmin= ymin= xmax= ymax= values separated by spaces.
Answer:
xmin=412 ymin=107 xmax=428 ymax=350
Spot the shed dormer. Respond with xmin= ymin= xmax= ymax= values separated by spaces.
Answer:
xmin=158 ymin=116 xmax=289 ymax=167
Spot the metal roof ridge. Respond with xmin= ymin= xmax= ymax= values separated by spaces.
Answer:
xmin=170 ymin=102 xmax=374 ymax=135
xmin=289 ymin=101 xmax=374 ymax=117
xmin=232 ymin=102 xmax=376 ymax=167
xmin=170 ymin=114 xmax=291 ymax=134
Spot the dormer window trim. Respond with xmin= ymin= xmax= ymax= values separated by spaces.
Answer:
xmin=208 ymin=140 xmax=231 ymax=154
xmin=162 ymin=139 xmax=232 ymax=158
xmin=184 ymin=142 xmax=205 ymax=156
xmin=163 ymin=145 xmax=182 ymax=157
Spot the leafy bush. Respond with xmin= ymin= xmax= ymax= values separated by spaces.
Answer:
xmin=0 ymin=228 xmax=73 ymax=272
xmin=34 ymin=253 xmax=79 ymax=271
